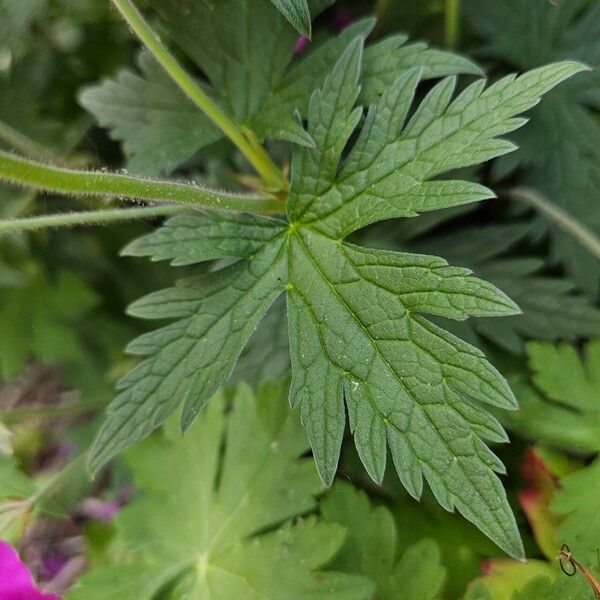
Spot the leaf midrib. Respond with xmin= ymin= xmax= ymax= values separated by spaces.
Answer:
xmin=291 ymin=227 xmax=517 ymax=550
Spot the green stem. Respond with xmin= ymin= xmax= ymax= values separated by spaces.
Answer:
xmin=0 ymin=455 xmax=87 ymax=532
xmin=0 ymin=150 xmax=285 ymax=214
xmin=110 ymin=0 xmax=287 ymax=191
xmin=0 ymin=205 xmax=184 ymax=234
xmin=1 ymin=399 xmax=107 ymax=423
xmin=445 ymin=0 xmax=460 ymax=49
xmin=0 ymin=119 xmax=57 ymax=163
xmin=510 ymin=186 xmax=600 ymax=262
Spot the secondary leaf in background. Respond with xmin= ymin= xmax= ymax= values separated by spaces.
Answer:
xmin=79 ymin=52 xmax=221 ymax=176
xmin=388 ymin=486 xmax=500 ymax=599
xmin=321 ymin=481 xmax=446 ymax=600
xmin=464 ymin=561 xmax=557 ymax=600
xmin=408 ymin=224 xmax=600 ymax=354
xmin=465 ymin=0 xmax=600 ymax=298
xmin=231 ymin=296 xmax=290 ymax=386
xmin=0 ymin=0 xmax=47 ymax=61
xmin=553 ymin=457 xmax=600 ymax=570
xmin=88 ymin=38 xmax=584 ymax=557
xmin=0 ymin=270 xmax=98 ymax=381
xmin=82 ymin=0 xmax=480 ymax=174
xmin=511 ymin=576 xmax=589 ymax=600
xmin=506 ymin=341 xmax=600 ymax=452
xmin=463 ymin=564 xmax=590 ymax=600
xmin=270 ymin=0 xmax=312 ymax=38
xmin=70 ymin=382 xmax=373 ymax=600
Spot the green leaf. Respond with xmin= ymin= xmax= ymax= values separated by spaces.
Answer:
xmin=90 ymin=39 xmax=585 ymax=558
xmin=505 ymin=341 xmax=600 ymax=453
xmin=391 ymin=488 xmax=500 ymax=599
xmin=270 ymin=0 xmax=312 ymax=38
xmin=321 ymin=481 xmax=446 ymax=600
xmin=511 ymin=576 xmax=589 ymax=600
xmin=463 ymin=563 xmax=589 ymax=600
xmin=410 ymin=224 xmax=600 ymax=354
xmin=82 ymin=2 xmax=480 ymax=172
xmin=0 ymin=270 xmax=98 ymax=380
xmin=72 ymin=382 xmax=374 ymax=600
xmin=79 ymin=52 xmax=221 ymax=176
xmin=553 ymin=457 xmax=600 ymax=573
xmin=465 ymin=0 xmax=600 ymax=298
xmin=0 ymin=0 xmax=47 ymax=58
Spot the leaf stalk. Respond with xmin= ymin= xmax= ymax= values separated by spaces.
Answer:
xmin=0 ymin=150 xmax=286 ymax=217
xmin=110 ymin=0 xmax=288 ymax=192
xmin=510 ymin=186 xmax=600 ymax=262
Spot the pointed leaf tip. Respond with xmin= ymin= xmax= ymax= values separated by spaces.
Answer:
xmin=270 ymin=0 xmax=312 ymax=39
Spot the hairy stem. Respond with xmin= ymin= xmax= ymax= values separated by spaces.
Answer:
xmin=445 ymin=0 xmax=460 ymax=49
xmin=110 ymin=0 xmax=287 ymax=191
xmin=0 ymin=205 xmax=184 ymax=234
xmin=0 ymin=150 xmax=286 ymax=214
xmin=510 ymin=186 xmax=600 ymax=261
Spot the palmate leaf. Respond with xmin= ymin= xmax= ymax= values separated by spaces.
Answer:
xmin=69 ymin=382 xmax=373 ymax=600
xmin=465 ymin=0 xmax=600 ymax=298
xmin=88 ymin=38 xmax=585 ymax=558
xmin=80 ymin=0 xmax=480 ymax=174
xmin=321 ymin=482 xmax=446 ymax=600
xmin=506 ymin=341 xmax=600 ymax=453
xmin=553 ymin=458 xmax=600 ymax=571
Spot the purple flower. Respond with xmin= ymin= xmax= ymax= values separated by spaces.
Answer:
xmin=78 ymin=498 xmax=120 ymax=522
xmin=332 ymin=7 xmax=355 ymax=32
xmin=0 ymin=541 xmax=61 ymax=600
xmin=294 ymin=35 xmax=309 ymax=55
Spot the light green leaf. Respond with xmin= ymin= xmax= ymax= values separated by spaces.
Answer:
xmin=462 ymin=562 xmax=587 ymax=600
xmin=73 ymin=382 xmax=374 ymax=600
xmin=511 ymin=576 xmax=589 ymax=600
xmin=90 ymin=39 xmax=585 ymax=558
xmin=505 ymin=341 xmax=600 ymax=452
xmin=321 ymin=482 xmax=446 ymax=600
xmin=270 ymin=0 xmax=312 ymax=38
xmin=553 ymin=457 xmax=600 ymax=569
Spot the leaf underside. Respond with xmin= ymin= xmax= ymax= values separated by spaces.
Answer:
xmin=88 ymin=33 xmax=585 ymax=559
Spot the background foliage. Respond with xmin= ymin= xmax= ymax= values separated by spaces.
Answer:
xmin=0 ymin=1 xmax=599 ymax=598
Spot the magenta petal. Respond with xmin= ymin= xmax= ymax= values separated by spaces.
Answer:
xmin=80 ymin=498 xmax=120 ymax=522
xmin=294 ymin=36 xmax=309 ymax=54
xmin=0 ymin=541 xmax=61 ymax=600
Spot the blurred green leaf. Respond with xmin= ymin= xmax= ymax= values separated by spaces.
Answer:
xmin=506 ymin=341 xmax=600 ymax=452
xmin=321 ymin=481 xmax=446 ymax=600
xmin=0 ymin=270 xmax=98 ymax=381
xmin=70 ymin=381 xmax=373 ymax=599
